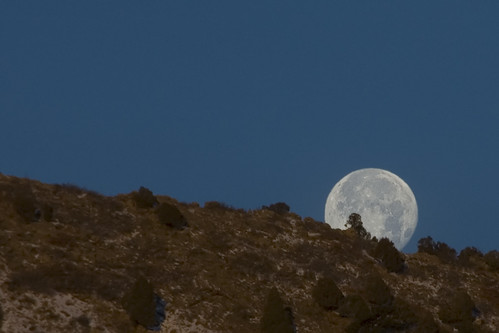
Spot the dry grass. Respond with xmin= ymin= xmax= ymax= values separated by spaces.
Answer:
xmin=0 ymin=173 xmax=497 ymax=332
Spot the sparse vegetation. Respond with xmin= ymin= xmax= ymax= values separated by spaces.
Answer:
xmin=312 ymin=276 xmax=344 ymax=310
xmin=156 ymin=202 xmax=188 ymax=229
xmin=0 ymin=173 xmax=497 ymax=332
xmin=8 ymin=261 xmax=127 ymax=301
xmin=54 ymin=183 xmax=101 ymax=197
xmin=230 ymin=252 xmax=273 ymax=277
xmin=203 ymin=201 xmax=246 ymax=214
xmin=260 ymin=287 xmax=295 ymax=333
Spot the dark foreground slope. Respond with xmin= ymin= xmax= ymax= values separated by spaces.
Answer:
xmin=0 ymin=174 xmax=497 ymax=332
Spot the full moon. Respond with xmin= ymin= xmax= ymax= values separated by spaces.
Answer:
xmin=325 ymin=168 xmax=418 ymax=250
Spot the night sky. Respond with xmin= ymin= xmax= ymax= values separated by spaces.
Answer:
xmin=2 ymin=2 xmax=498 ymax=253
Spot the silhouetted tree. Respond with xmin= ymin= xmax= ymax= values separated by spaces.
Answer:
xmin=132 ymin=186 xmax=159 ymax=209
xmin=458 ymin=246 xmax=483 ymax=267
xmin=484 ymin=250 xmax=499 ymax=271
xmin=204 ymin=201 xmax=232 ymax=211
xmin=417 ymin=236 xmax=456 ymax=264
xmin=417 ymin=236 xmax=436 ymax=255
xmin=345 ymin=213 xmax=371 ymax=240
xmin=260 ymin=287 xmax=295 ymax=333
xmin=262 ymin=202 xmax=290 ymax=215
xmin=374 ymin=238 xmax=405 ymax=273
xmin=435 ymin=242 xmax=457 ymax=264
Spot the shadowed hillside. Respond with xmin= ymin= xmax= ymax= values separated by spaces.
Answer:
xmin=0 ymin=173 xmax=497 ymax=332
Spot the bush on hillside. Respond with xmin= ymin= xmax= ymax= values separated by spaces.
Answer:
xmin=204 ymin=201 xmax=235 ymax=211
xmin=417 ymin=236 xmax=457 ymax=264
xmin=373 ymin=238 xmax=405 ymax=273
xmin=260 ymin=287 xmax=295 ymax=333
xmin=361 ymin=273 xmax=394 ymax=317
xmin=262 ymin=202 xmax=290 ymax=215
xmin=365 ymin=298 xmax=439 ymax=333
xmin=70 ymin=315 xmax=91 ymax=330
xmin=132 ymin=186 xmax=159 ymax=209
xmin=10 ymin=182 xmax=52 ymax=223
xmin=484 ymin=250 xmax=499 ymax=271
xmin=415 ymin=310 xmax=440 ymax=333
xmin=12 ymin=183 xmax=38 ymax=222
xmin=435 ymin=242 xmax=457 ymax=264
xmin=458 ymin=246 xmax=483 ymax=267
xmin=337 ymin=295 xmax=372 ymax=323
xmin=438 ymin=289 xmax=476 ymax=332
xmin=156 ymin=202 xmax=188 ymax=230
xmin=336 ymin=274 xmax=393 ymax=332
xmin=417 ymin=236 xmax=436 ymax=255
xmin=55 ymin=183 xmax=101 ymax=197
xmin=312 ymin=277 xmax=344 ymax=310
xmin=122 ymin=277 xmax=157 ymax=328
xmin=41 ymin=203 xmax=54 ymax=222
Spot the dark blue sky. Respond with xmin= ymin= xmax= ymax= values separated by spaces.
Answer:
xmin=2 ymin=2 xmax=498 ymax=253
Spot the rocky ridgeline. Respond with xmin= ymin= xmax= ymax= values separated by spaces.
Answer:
xmin=0 ymin=173 xmax=498 ymax=332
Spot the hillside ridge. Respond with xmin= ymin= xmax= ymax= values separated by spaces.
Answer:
xmin=0 ymin=173 xmax=497 ymax=332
